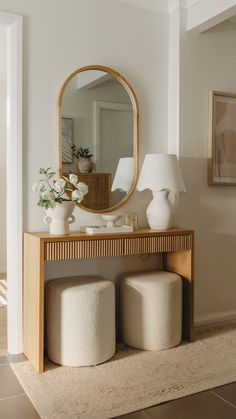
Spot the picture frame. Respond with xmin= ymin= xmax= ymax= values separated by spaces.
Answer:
xmin=62 ymin=117 xmax=73 ymax=163
xmin=208 ymin=91 xmax=236 ymax=185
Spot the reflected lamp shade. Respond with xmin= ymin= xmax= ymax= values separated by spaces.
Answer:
xmin=111 ymin=157 xmax=134 ymax=193
xmin=137 ymin=154 xmax=186 ymax=230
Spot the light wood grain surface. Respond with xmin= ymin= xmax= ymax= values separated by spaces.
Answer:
xmin=24 ymin=228 xmax=194 ymax=373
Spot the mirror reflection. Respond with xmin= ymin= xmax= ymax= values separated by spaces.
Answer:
xmin=59 ymin=66 xmax=138 ymax=212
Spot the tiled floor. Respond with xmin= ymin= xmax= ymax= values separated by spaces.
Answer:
xmin=116 ymin=385 xmax=236 ymax=418
xmin=1 ymin=306 xmax=235 ymax=419
xmin=0 ymin=353 xmax=40 ymax=419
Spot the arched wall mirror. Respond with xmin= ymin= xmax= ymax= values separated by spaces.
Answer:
xmin=58 ymin=65 xmax=139 ymax=213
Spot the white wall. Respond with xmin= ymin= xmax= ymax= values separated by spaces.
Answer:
xmin=0 ymin=26 xmax=6 ymax=272
xmin=0 ymin=0 xmax=169 ymax=283
xmin=0 ymin=0 xmax=169 ymax=230
xmin=1 ymin=0 xmax=235 ymax=331
xmin=179 ymin=20 xmax=236 ymax=324
xmin=1 ymin=0 xmax=235 ymax=335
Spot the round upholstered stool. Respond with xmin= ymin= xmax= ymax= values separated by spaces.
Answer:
xmin=120 ymin=270 xmax=182 ymax=350
xmin=46 ymin=276 xmax=115 ymax=366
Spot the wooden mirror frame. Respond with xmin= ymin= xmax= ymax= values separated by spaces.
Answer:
xmin=57 ymin=65 xmax=139 ymax=213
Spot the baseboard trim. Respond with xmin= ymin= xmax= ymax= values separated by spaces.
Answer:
xmin=195 ymin=310 xmax=236 ymax=328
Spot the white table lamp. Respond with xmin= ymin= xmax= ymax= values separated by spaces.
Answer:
xmin=111 ymin=157 xmax=134 ymax=193
xmin=137 ymin=154 xmax=186 ymax=229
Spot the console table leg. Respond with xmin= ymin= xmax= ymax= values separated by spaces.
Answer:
xmin=164 ymin=250 xmax=194 ymax=341
xmin=24 ymin=234 xmax=44 ymax=373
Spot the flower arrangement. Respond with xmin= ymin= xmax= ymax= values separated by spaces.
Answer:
xmin=71 ymin=145 xmax=93 ymax=159
xmin=32 ymin=168 xmax=88 ymax=209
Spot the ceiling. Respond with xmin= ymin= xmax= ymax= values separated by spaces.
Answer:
xmin=113 ymin=1 xmax=236 ymax=32
xmin=114 ymin=0 xmax=170 ymax=12
xmin=114 ymin=0 xmax=201 ymax=13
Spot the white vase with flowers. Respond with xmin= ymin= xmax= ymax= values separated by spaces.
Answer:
xmin=32 ymin=168 xmax=88 ymax=235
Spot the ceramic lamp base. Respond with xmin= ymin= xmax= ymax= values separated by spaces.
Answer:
xmin=146 ymin=190 xmax=173 ymax=230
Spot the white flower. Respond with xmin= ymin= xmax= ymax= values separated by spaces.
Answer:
xmin=34 ymin=167 xmax=88 ymax=209
xmin=72 ymin=189 xmax=84 ymax=203
xmin=54 ymin=179 xmax=66 ymax=193
xmin=69 ymin=174 xmax=78 ymax=186
xmin=41 ymin=190 xmax=51 ymax=200
xmin=76 ymin=182 xmax=88 ymax=196
xmin=32 ymin=181 xmax=44 ymax=193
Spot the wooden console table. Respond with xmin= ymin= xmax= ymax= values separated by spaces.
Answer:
xmin=24 ymin=228 xmax=194 ymax=373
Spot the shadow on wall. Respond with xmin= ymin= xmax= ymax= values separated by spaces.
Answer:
xmin=179 ymin=156 xmax=236 ymax=319
xmin=179 ymin=156 xmax=236 ymax=232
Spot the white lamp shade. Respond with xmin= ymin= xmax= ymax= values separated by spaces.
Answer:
xmin=111 ymin=157 xmax=134 ymax=192
xmin=137 ymin=154 xmax=186 ymax=193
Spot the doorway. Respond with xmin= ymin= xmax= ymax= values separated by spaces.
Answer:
xmin=0 ymin=11 xmax=23 ymax=355
xmin=0 ymin=25 xmax=7 ymax=355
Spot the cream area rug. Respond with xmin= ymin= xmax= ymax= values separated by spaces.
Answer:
xmin=11 ymin=323 xmax=236 ymax=419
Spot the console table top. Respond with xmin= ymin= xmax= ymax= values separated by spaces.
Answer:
xmin=25 ymin=227 xmax=194 ymax=242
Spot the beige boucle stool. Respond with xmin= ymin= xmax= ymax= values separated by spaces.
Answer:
xmin=120 ymin=270 xmax=182 ymax=350
xmin=46 ymin=276 xmax=116 ymax=367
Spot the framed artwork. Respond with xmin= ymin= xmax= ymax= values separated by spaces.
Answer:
xmin=62 ymin=117 xmax=73 ymax=163
xmin=208 ymin=91 xmax=236 ymax=185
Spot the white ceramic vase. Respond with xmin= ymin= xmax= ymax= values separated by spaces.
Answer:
xmin=44 ymin=201 xmax=76 ymax=235
xmin=146 ymin=190 xmax=173 ymax=230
